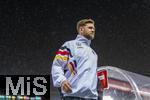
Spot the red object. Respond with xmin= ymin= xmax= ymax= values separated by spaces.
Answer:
xmin=56 ymin=51 xmax=70 ymax=55
xmin=97 ymin=69 xmax=108 ymax=90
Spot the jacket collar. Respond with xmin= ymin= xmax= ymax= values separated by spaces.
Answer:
xmin=75 ymin=34 xmax=91 ymax=46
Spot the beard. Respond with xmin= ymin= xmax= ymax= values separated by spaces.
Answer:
xmin=84 ymin=32 xmax=95 ymax=40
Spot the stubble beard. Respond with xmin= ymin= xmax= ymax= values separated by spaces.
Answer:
xmin=84 ymin=33 xmax=94 ymax=40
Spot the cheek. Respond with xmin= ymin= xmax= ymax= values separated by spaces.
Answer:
xmin=83 ymin=30 xmax=88 ymax=34
xmin=86 ymin=29 xmax=91 ymax=33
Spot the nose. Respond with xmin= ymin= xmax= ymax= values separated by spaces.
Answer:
xmin=92 ymin=28 xmax=95 ymax=32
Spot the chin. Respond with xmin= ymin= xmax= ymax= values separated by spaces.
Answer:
xmin=91 ymin=37 xmax=94 ymax=40
xmin=84 ymin=34 xmax=94 ymax=40
xmin=90 ymin=35 xmax=94 ymax=40
xmin=89 ymin=37 xmax=94 ymax=40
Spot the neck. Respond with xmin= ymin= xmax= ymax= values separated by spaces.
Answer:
xmin=76 ymin=34 xmax=91 ymax=46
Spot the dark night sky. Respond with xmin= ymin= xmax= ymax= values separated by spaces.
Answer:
xmin=0 ymin=0 xmax=150 ymax=77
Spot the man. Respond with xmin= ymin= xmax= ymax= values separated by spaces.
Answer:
xmin=51 ymin=19 xmax=98 ymax=100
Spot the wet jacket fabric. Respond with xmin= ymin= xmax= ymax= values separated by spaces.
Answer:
xmin=51 ymin=35 xmax=98 ymax=99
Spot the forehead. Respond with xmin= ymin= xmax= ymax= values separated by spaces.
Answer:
xmin=83 ymin=23 xmax=95 ymax=29
xmin=84 ymin=23 xmax=95 ymax=27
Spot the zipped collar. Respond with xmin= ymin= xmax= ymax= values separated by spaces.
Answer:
xmin=75 ymin=34 xmax=91 ymax=46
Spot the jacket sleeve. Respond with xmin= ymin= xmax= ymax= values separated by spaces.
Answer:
xmin=51 ymin=42 xmax=71 ymax=87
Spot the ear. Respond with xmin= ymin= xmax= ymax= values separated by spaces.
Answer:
xmin=80 ymin=27 xmax=84 ymax=32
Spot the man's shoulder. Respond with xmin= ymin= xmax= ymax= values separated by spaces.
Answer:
xmin=64 ymin=39 xmax=77 ymax=45
xmin=62 ymin=39 xmax=80 ymax=50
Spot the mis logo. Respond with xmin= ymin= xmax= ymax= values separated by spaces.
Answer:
xmin=0 ymin=75 xmax=50 ymax=100
xmin=6 ymin=77 xmax=47 ymax=95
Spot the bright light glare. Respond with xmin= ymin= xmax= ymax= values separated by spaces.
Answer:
xmin=103 ymin=96 xmax=113 ymax=100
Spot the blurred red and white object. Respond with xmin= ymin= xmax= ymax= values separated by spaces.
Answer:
xmin=97 ymin=66 xmax=150 ymax=100
xmin=97 ymin=69 xmax=108 ymax=90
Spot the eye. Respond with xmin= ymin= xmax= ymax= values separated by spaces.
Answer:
xmin=88 ymin=27 xmax=95 ymax=30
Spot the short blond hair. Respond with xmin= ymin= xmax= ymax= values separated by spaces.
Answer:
xmin=76 ymin=18 xmax=95 ymax=32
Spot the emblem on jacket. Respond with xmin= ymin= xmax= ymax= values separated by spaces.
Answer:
xmin=76 ymin=42 xmax=83 ymax=49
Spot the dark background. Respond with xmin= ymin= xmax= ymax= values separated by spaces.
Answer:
xmin=0 ymin=0 xmax=150 ymax=99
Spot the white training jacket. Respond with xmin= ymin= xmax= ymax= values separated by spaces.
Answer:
xmin=51 ymin=35 xmax=98 ymax=99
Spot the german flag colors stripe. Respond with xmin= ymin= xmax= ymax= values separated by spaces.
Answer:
xmin=54 ymin=55 xmax=69 ymax=61
xmin=56 ymin=51 xmax=70 ymax=55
